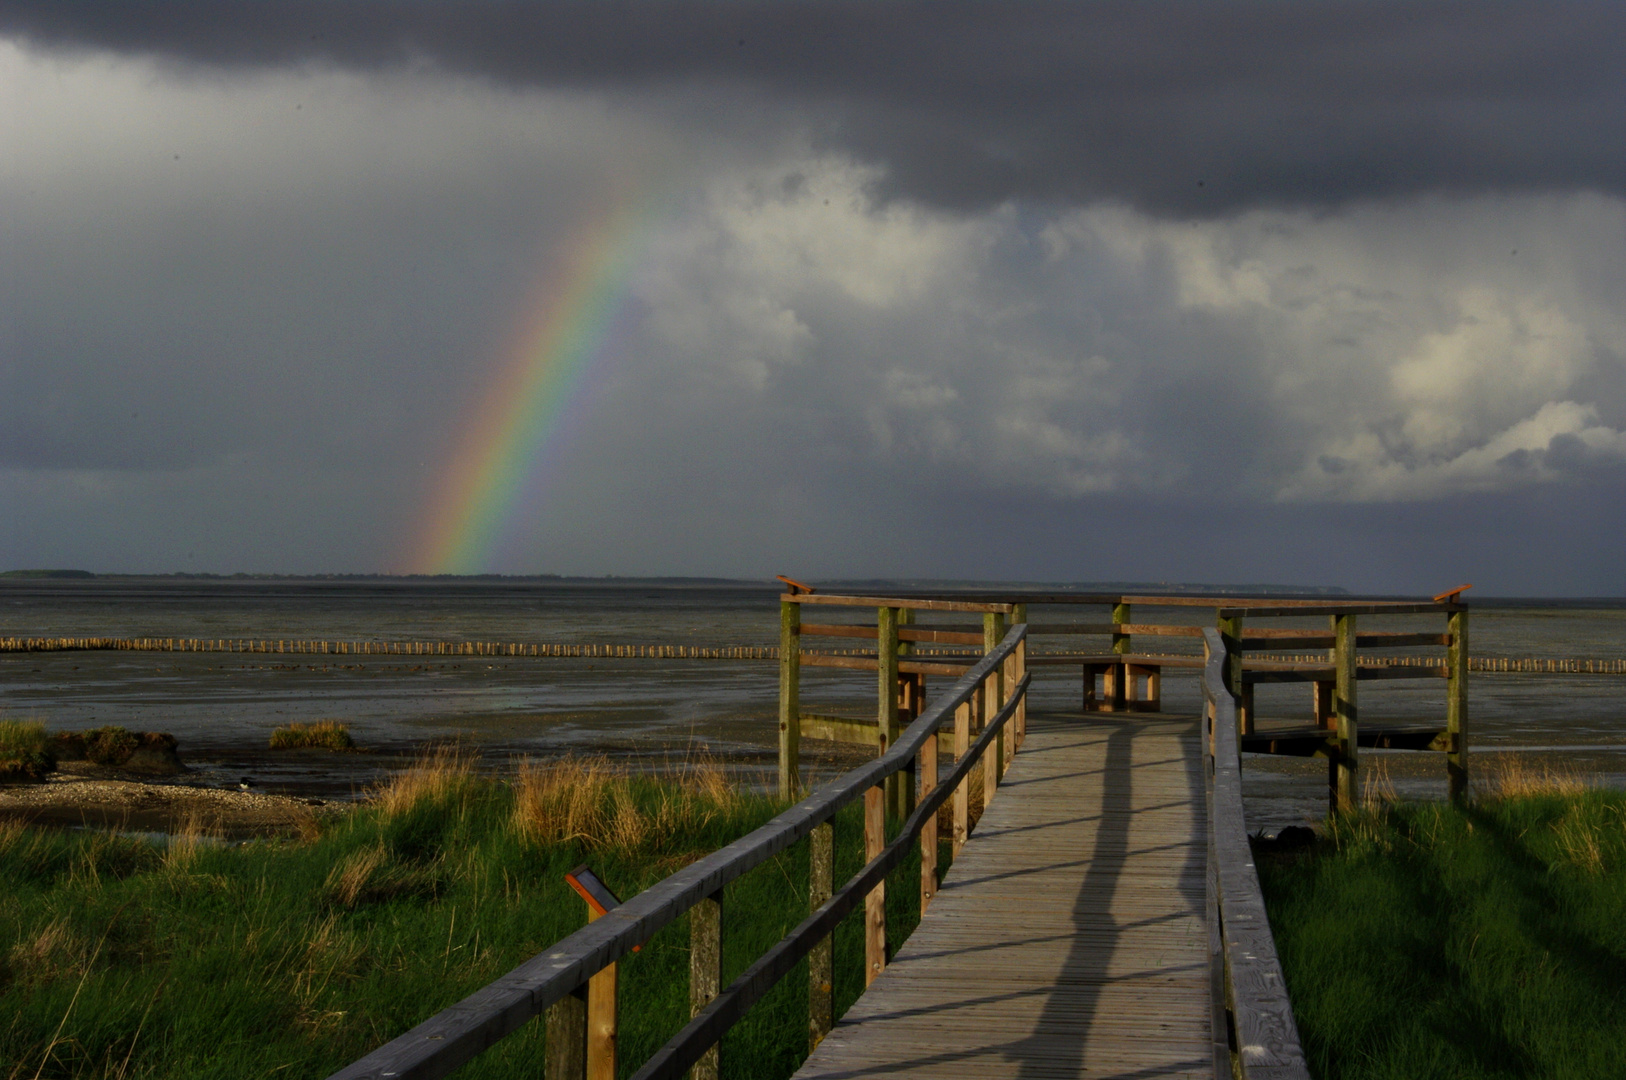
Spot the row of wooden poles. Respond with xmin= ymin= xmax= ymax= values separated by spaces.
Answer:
xmin=0 ymin=637 xmax=774 ymax=660
xmin=1 ymin=636 xmax=1621 ymax=675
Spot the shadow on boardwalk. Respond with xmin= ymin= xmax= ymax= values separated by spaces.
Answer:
xmin=795 ymin=713 xmax=1212 ymax=1080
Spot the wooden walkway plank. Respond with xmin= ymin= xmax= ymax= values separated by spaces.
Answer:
xmin=794 ymin=712 xmax=1211 ymax=1079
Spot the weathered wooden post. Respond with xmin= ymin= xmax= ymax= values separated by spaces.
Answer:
xmin=897 ymin=608 xmax=919 ymax=814
xmin=1011 ymin=603 xmax=1028 ymax=747
xmin=1447 ymin=607 xmax=1470 ymax=803
xmin=779 ymin=599 xmax=800 ymax=799
xmin=544 ymin=986 xmax=587 ymax=1079
xmin=690 ymin=892 xmax=722 ymax=1080
xmin=878 ymin=606 xmax=905 ymax=819
xmin=864 ymin=786 xmax=886 ymax=985
xmin=1217 ymin=613 xmax=1246 ymax=734
xmin=952 ymin=699 xmax=971 ymax=854
xmin=919 ymin=731 xmax=938 ymax=913
xmin=983 ymin=611 xmax=1005 ymax=784
xmin=808 ymin=821 xmax=834 ymax=1049
xmin=1110 ymin=599 xmax=1131 ymax=712
xmin=561 ymin=868 xmax=621 ymax=1080
xmin=1333 ymin=613 xmax=1359 ymax=813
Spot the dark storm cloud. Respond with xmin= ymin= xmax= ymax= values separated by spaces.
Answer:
xmin=4 ymin=1 xmax=1623 ymax=215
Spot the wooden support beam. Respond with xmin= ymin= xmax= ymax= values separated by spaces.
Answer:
xmin=1217 ymin=614 xmax=1244 ymax=735
xmin=952 ymin=700 xmax=970 ymax=855
xmin=864 ymin=786 xmax=886 ymax=986
xmin=1313 ymin=680 xmax=1334 ymax=730
xmin=918 ymin=734 xmax=938 ymax=914
xmin=983 ymin=612 xmax=1005 ymax=786
xmin=1334 ymin=613 xmax=1358 ymax=813
xmin=1447 ymin=608 xmax=1470 ymax=803
xmin=784 ymin=593 xmax=1014 ymax=613
xmin=1011 ymin=604 xmax=1028 ymax=747
xmin=1111 ymin=600 xmax=1132 ymax=659
xmin=878 ymin=606 xmax=905 ymax=820
xmin=779 ymin=601 xmax=800 ymax=799
xmin=688 ymin=894 xmax=721 ymax=1080
xmin=808 ymin=821 xmax=833 ymax=1051
xmin=544 ymin=988 xmax=587 ymax=1080
xmin=586 ymin=920 xmax=617 ymax=1080
xmin=799 ymin=714 xmax=879 ymax=745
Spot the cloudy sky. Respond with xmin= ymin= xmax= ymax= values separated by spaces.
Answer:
xmin=3 ymin=2 xmax=1624 ymax=593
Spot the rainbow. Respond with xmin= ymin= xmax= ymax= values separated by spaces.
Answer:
xmin=410 ymin=192 xmax=654 ymax=573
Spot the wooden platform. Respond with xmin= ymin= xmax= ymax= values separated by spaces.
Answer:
xmin=794 ymin=711 xmax=1212 ymax=1079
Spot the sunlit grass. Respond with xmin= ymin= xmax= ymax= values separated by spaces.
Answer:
xmin=1259 ymin=774 xmax=1626 ymax=1080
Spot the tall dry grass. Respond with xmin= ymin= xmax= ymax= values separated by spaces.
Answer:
xmin=1483 ymin=756 xmax=1591 ymax=799
xmin=370 ymin=744 xmax=479 ymax=818
xmin=509 ymin=754 xmax=744 ymax=852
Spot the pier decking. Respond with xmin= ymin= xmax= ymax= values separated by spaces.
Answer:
xmin=795 ymin=711 xmax=1212 ymax=1079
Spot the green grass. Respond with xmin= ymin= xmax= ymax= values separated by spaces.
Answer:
xmin=0 ymin=753 xmax=939 ymax=1079
xmin=268 ymin=721 xmax=357 ymax=751
xmin=1258 ymin=778 xmax=1626 ymax=1080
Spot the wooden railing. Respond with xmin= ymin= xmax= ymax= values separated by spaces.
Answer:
xmin=327 ymin=624 xmax=1029 ymax=1080
xmin=778 ymin=592 xmax=1025 ymax=808
xmin=1201 ymin=627 xmax=1311 ymax=1080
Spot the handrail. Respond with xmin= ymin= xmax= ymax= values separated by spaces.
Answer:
xmin=328 ymin=625 xmax=1029 ymax=1080
xmin=1200 ymin=627 xmax=1310 ymax=1080
xmin=631 ymin=672 xmax=1029 ymax=1080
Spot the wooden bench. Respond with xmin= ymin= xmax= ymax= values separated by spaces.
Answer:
xmin=1027 ymin=652 xmax=1203 ymax=712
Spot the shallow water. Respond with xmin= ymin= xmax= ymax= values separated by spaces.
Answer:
xmin=3 ymin=580 xmax=1623 ymax=824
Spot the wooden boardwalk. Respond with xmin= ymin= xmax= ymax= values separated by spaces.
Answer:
xmin=795 ymin=710 xmax=1212 ymax=1080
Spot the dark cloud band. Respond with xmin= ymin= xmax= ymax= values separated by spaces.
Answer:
xmin=4 ymin=0 xmax=1623 ymax=214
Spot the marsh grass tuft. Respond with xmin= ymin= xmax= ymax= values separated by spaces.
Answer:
xmin=0 ymin=717 xmax=54 ymax=779
xmin=269 ymin=720 xmax=357 ymax=751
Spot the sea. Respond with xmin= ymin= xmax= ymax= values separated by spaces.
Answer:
xmin=3 ymin=578 xmax=1624 ymax=831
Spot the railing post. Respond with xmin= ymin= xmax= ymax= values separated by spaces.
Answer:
xmin=952 ymin=699 xmax=971 ymax=853
xmin=1001 ymin=617 xmax=1019 ymax=771
xmin=689 ymin=892 xmax=722 ymax=1080
xmin=898 ymin=609 xmax=918 ymax=816
xmin=1010 ymin=604 xmax=1027 ymax=747
xmin=1217 ymin=614 xmax=1245 ymax=733
xmin=983 ymin=612 xmax=1005 ymax=784
xmin=586 ymin=921 xmax=616 ymax=1080
xmin=779 ymin=600 xmax=801 ymax=799
xmin=1111 ymin=600 xmax=1131 ymax=712
xmin=808 ymin=821 xmax=834 ymax=1050
xmin=544 ymin=988 xmax=587 ymax=1080
xmin=864 ymin=785 xmax=886 ymax=986
xmin=1333 ymin=613 xmax=1359 ymax=813
xmin=1447 ymin=607 xmax=1470 ymax=804
xmin=919 ymin=732 xmax=938 ymax=913
xmin=878 ymin=606 xmax=904 ymax=819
